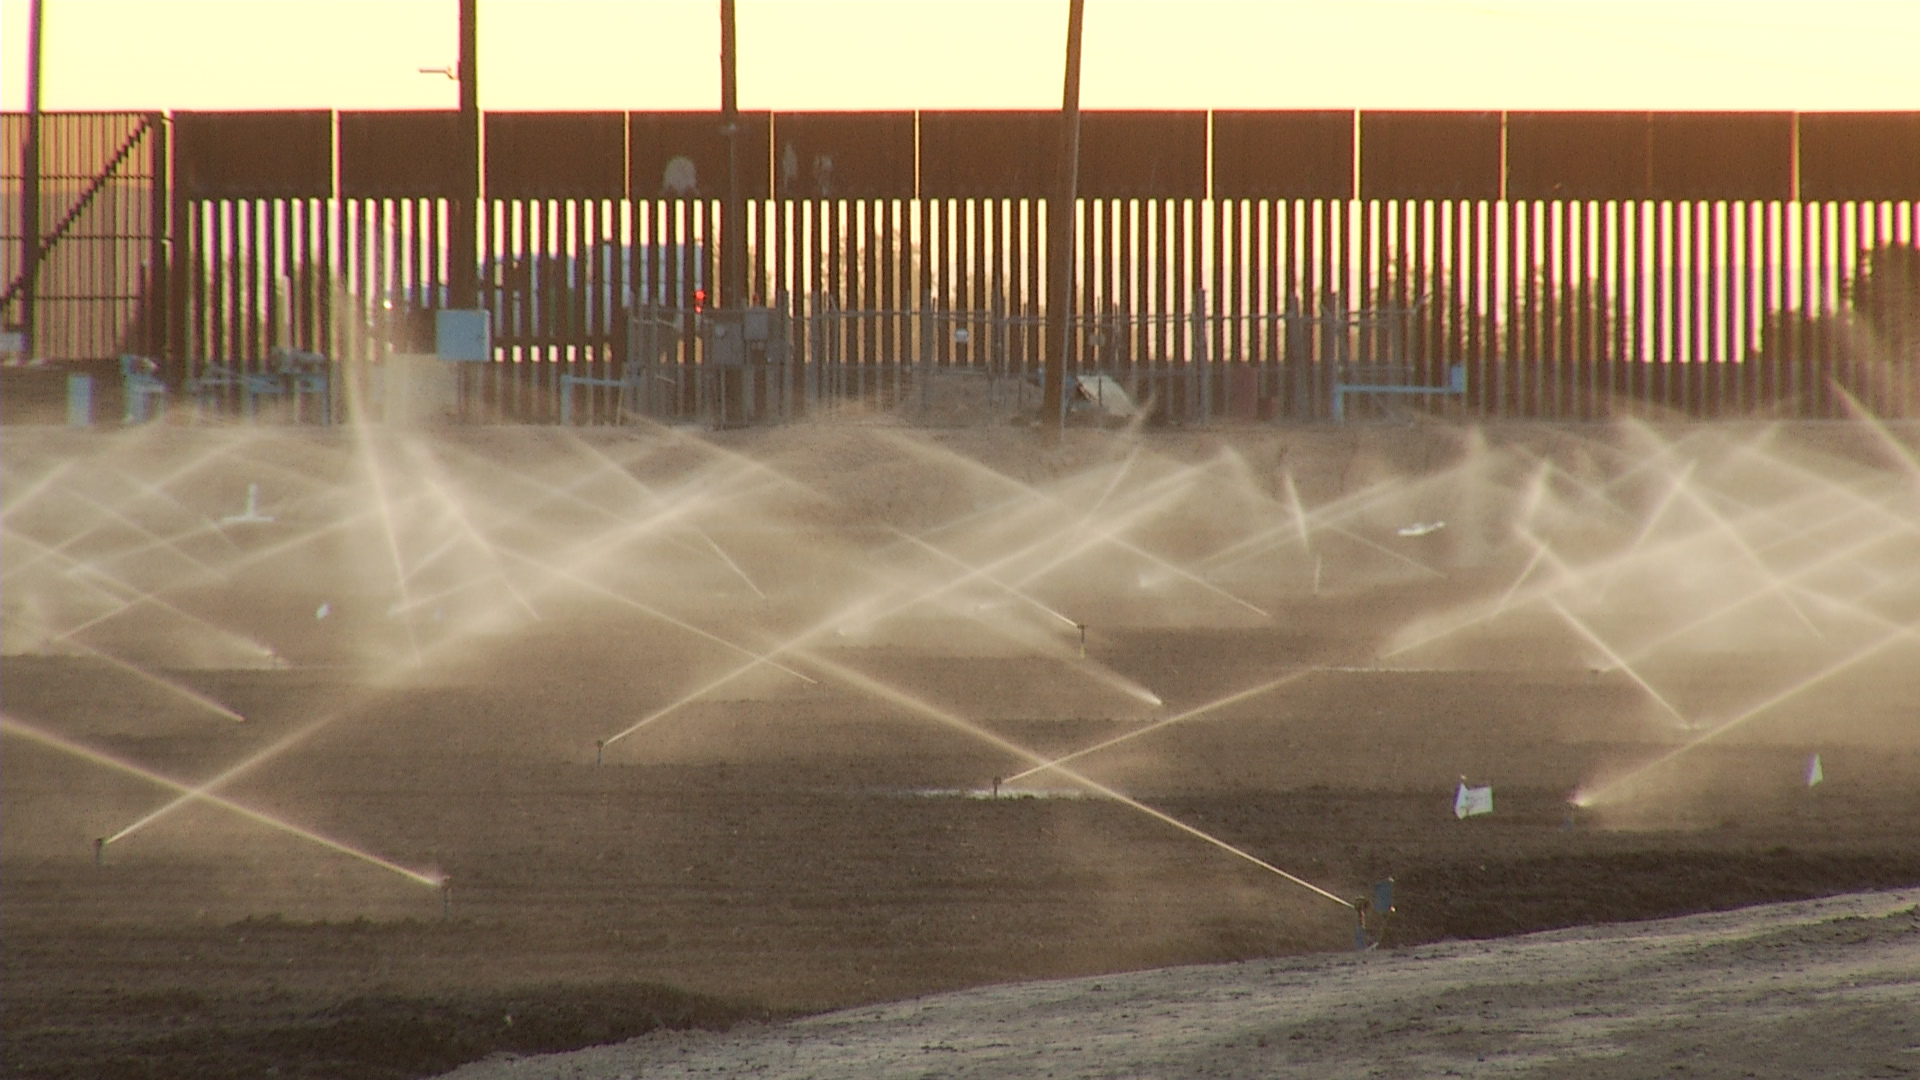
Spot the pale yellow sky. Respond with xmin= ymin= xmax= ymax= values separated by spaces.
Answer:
xmin=1 ymin=0 xmax=1917 ymax=113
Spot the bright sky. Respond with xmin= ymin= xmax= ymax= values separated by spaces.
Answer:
xmin=2 ymin=0 xmax=1917 ymax=113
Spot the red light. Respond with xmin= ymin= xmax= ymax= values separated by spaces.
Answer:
xmin=693 ymin=288 xmax=707 ymax=314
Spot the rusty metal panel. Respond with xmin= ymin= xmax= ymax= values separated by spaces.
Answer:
xmin=629 ymin=111 xmax=770 ymax=200
xmin=1359 ymin=111 xmax=1501 ymax=200
xmin=1079 ymin=111 xmax=1206 ymax=199
xmin=1211 ymin=110 xmax=1353 ymax=199
xmin=773 ymin=112 xmax=914 ymax=199
xmin=918 ymin=110 xmax=1058 ymax=198
xmin=485 ymin=112 xmax=625 ymax=199
xmin=1649 ymin=112 xmax=1791 ymax=201
xmin=338 ymin=111 xmax=464 ymax=198
xmin=174 ymin=110 xmax=331 ymax=199
xmin=1506 ymin=111 xmax=1650 ymax=200
xmin=1799 ymin=112 xmax=1920 ymax=200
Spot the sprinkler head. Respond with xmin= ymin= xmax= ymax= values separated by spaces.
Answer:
xmin=93 ymin=837 xmax=105 ymax=866
xmin=441 ymin=880 xmax=453 ymax=919
xmin=594 ymin=739 xmax=605 ymax=766
xmin=992 ymin=776 xmax=1003 ymax=798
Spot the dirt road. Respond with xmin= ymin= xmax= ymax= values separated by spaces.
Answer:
xmin=438 ymin=888 xmax=1920 ymax=1080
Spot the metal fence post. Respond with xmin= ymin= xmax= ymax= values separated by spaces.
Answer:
xmin=1198 ymin=289 xmax=1212 ymax=425
xmin=920 ymin=293 xmax=933 ymax=414
xmin=1189 ymin=289 xmax=1211 ymax=425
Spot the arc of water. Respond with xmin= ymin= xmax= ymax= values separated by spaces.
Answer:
xmin=874 ymin=432 xmax=1270 ymax=617
xmin=494 ymin=545 xmax=816 ymax=685
xmin=1574 ymin=618 xmax=1920 ymax=809
xmin=106 ymin=711 xmax=344 ymax=845
xmin=1543 ymin=597 xmax=1692 ymax=730
xmin=33 ymin=486 xmax=226 ymax=578
xmin=1829 ymin=387 xmax=1920 ymax=481
xmin=349 ymin=428 xmax=424 ymax=667
xmin=1317 ymin=523 xmax=1448 ymax=580
xmin=599 ymin=505 xmax=1171 ymax=752
xmin=403 ymin=449 xmax=542 ymax=622
xmin=792 ymin=649 xmax=1353 ymax=910
xmin=43 ymin=572 xmax=273 ymax=662
xmin=60 ymin=638 xmax=250 ymax=722
xmin=1003 ymin=666 xmax=1319 ymax=785
xmin=891 ymin=529 xmax=1081 ymax=630
xmin=1006 ymin=477 xmax=1273 ymax=617
xmin=0 ymin=458 xmax=76 ymax=516
xmin=3 ymin=531 xmax=274 ymax=662
xmin=599 ymin=441 xmax=1249 ymax=758
xmin=98 ymin=538 xmax=657 ymax=845
xmin=0 ymin=431 xmax=278 ymax=573
xmin=1198 ymin=470 xmax=1406 ymax=574
xmin=554 ymin=434 xmax=773 ymax=599
xmin=1576 ymin=452 xmax=1824 ymax=640
xmin=596 ymin=466 xmax=1220 ymax=753
xmin=1383 ymin=466 xmax=1900 ymax=662
xmin=1 ymin=714 xmax=441 ymax=888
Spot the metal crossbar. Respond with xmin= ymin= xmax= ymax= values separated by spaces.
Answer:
xmin=1332 ymin=363 xmax=1467 ymax=424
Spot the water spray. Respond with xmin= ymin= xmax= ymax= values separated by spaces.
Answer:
xmin=3 ymin=715 xmax=441 ymax=890
xmin=889 ymin=528 xmax=1083 ymax=631
xmin=61 ymin=487 xmax=226 ymax=576
xmin=884 ymin=434 xmax=1270 ymax=617
xmin=1003 ymin=666 xmax=1319 ymax=786
xmin=1543 ymin=597 xmax=1693 ymax=731
xmin=1572 ymin=621 xmax=1918 ymax=809
xmin=6 ymin=531 xmax=275 ymax=665
xmin=796 ymin=649 xmax=1352 ymax=910
xmin=495 ymin=546 xmax=816 ymax=685
xmin=104 ymin=709 xmax=361 ymax=846
xmin=65 ymin=639 xmax=248 ymax=723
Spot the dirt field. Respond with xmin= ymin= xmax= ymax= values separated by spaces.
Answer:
xmin=3 ymin=417 xmax=1917 ymax=1079
xmin=435 ymin=888 xmax=1920 ymax=1080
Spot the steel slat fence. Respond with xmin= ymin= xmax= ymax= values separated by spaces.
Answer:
xmin=5 ymin=108 xmax=1915 ymax=425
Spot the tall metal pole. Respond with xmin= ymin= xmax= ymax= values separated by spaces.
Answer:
xmin=450 ymin=0 xmax=478 ymax=309
xmin=1041 ymin=0 xmax=1085 ymax=438
xmin=719 ymin=0 xmax=745 ymax=310
xmin=19 ymin=0 xmax=45 ymax=357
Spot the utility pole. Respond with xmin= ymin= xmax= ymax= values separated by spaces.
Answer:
xmin=18 ymin=0 xmax=45 ymax=357
xmin=719 ymin=0 xmax=745 ymax=310
xmin=450 ymin=0 xmax=478 ymax=309
xmin=1040 ymin=0 xmax=1085 ymax=439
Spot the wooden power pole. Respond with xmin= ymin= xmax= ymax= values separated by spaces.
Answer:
xmin=719 ymin=0 xmax=745 ymax=310
xmin=1040 ymin=0 xmax=1086 ymax=437
xmin=450 ymin=0 xmax=479 ymax=310
xmin=18 ymin=0 xmax=45 ymax=356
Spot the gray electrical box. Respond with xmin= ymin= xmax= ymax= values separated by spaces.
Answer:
xmin=436 ymin=309 xmax=491 ymax=362
xmin=706 ymin=316 xmax=747 ymax=366
xmin=703 ymin=307 xmax=789 ymax=366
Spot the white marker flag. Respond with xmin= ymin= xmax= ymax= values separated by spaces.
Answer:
xmin=1454 ymin=782 xmax=1494 ymax=819
xmin=1807 ymin=753 xmax=1824 ymax=788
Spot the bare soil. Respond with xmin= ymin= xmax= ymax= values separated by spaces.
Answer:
xmin=3 ymin=420 xmax=1917 ymax=1079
